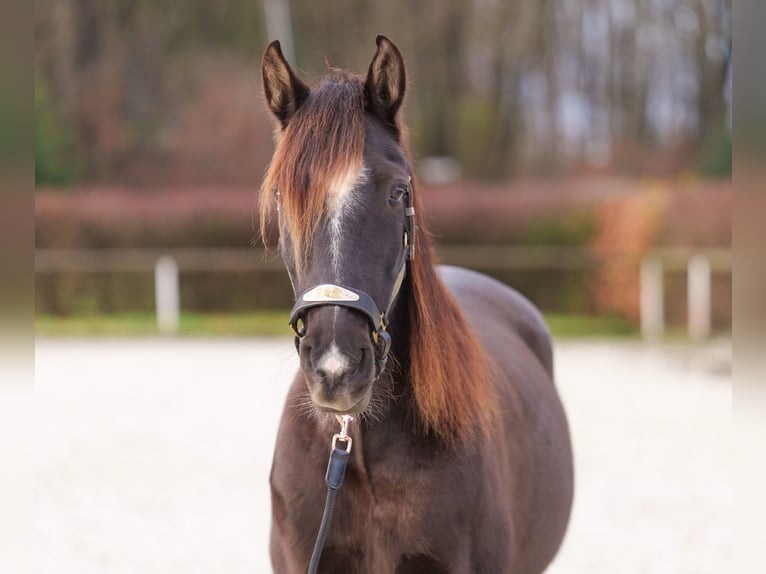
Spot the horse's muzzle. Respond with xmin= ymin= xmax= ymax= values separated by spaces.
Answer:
xmin=297 ymin=307 xmax=377 ymax=413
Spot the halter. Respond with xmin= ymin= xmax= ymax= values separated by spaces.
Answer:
xmin=287 ymin=177 xmax=415 ymax=379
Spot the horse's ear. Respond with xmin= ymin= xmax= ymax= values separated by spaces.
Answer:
xmin=364 ymin=35 xmax=406 ymax=133
xmin=261 ymin=40 xmax=310 ymax=128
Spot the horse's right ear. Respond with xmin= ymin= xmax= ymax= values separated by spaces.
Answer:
xmin=261 ymin=41 xmax=310 ymax=128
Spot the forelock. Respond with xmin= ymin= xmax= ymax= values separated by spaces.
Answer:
xmin=260 ymin=72 xmax=366 ymax=272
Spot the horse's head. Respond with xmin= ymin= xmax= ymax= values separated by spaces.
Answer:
xmin=261 ymin=36 xmax=412 ymax=415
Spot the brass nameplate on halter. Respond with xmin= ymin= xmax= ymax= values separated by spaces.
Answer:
xmin=302 ymin=284 xmax=360 ymax=303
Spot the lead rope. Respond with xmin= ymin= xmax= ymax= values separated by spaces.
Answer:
xmin=307 ymin=415 xmax=354 ymax=574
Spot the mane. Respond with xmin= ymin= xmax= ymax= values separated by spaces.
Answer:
xmin=260 ymin=71 xmax=496 ymax=445
xmin=403 ymin=184 xmax=497 ymax=445
xmin=260 ymin=71 xmax=366 ymax=274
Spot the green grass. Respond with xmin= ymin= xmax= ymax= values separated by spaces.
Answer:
xmin=543 ymin=313 xmax=637 ymax=338
xmin=35 ymin=311 xmax=292 ymax=337
xmin=36 ymin=311 xmax=638 ymax=338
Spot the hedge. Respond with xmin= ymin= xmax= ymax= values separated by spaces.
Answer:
xmin=36 ymin=178 xmax=731 ymax=325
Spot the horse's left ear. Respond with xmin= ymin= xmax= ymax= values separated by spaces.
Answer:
xmin=364 ymin=35 xmax=406 ymax=134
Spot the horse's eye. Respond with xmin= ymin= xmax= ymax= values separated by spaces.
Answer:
xmin=388 ymin=183 xmax=408 ymax=206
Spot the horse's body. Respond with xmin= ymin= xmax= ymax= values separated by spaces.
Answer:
xmin=261 ymin=37 xmax=573 ymax=573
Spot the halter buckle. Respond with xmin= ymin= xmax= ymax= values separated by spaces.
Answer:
xmin=404 ymin=196 xmax=415 ymax=260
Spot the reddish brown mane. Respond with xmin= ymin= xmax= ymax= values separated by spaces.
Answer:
xmin=260 ymin=71 xmax=365 ymax=273
xmin=260 ymin=73 xmax=495 ymax=444
xmin=404 ymin=189 xmax=496 ymax=444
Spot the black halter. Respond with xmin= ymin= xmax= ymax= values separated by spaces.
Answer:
xmin=288 ymin=178 xmax=415 ymax=379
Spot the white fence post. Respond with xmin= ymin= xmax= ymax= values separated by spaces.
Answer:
xmin=155 ymin=256 xmax=180 ymax=335
xmin=688 ymin=254 xmax=712 ymax=341
xmin=640 ymin=255 xmax=664 ymax=340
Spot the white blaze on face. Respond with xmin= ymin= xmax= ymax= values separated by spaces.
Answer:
xmin=317 ymin=343 xmax=349 ymax=376
xmin=327 ymin=163 xmax=367 ymax=278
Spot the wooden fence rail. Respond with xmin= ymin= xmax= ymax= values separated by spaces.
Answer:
xmin=36 ymin=246 xmax=731 ymax=339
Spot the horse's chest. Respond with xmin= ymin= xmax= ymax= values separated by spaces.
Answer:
xmin=272 ymin=426 xmax=478 ymax=570
xmin=325 ymin=474 xmax=438 ymax=570
xmin=335 ymin=460 xmax=467 ymax=556
xmin=353 ymin=472 xmax=423 ymax=533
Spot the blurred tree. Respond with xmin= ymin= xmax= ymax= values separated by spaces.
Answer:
xmin=35 ymin=76 xmax=80 ymax=186
xmin=35 ymin=0 xmax=732 ymax=185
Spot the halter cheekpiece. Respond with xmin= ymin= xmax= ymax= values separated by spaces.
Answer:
xmin=287 ymin=177 xmax=415 ymax=379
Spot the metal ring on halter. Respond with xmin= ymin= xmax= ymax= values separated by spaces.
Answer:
xmin=291 ymin=315 xmax=306 ymax=338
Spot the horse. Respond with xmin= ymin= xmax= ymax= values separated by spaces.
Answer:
xmin=259 ymin=36 xmax=573 ymax=573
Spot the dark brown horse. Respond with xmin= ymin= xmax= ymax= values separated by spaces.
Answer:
xmin=260 ymin=36 xmax=573 ymax=573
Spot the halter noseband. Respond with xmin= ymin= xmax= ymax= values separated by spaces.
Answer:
xmin=287 ymin=178 xmax=415 ymax=379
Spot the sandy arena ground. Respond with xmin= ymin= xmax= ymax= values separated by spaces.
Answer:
xmin=35 ymin=338 xmax=730 ymax=573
